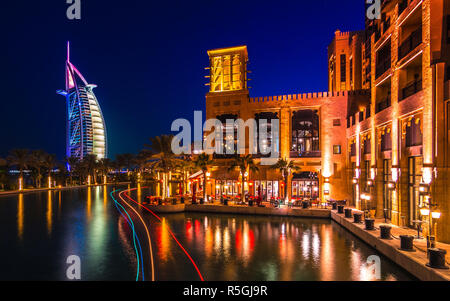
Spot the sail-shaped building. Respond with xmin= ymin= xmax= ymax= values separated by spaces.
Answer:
xmin=57 ymin=42 xmax=107 ymax=160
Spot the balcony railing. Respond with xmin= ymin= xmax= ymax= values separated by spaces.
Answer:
xmin=401 ymin=79 xmax=422 ymax=100
xmin=376 ymin=57 xmax=391 ymax=78
xmin=398 ymin=26 xmax=422 ymax=61
xmin=376 ymin=97 xmax=391 ymax=113
xmin=290 ymin=151 xmax=321 ymax=158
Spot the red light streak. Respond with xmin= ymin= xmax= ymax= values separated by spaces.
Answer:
xmin=122 ymin=188 xmax=205 ymax=281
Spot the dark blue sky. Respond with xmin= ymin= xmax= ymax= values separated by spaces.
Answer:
xmin=0 ymin=0 xmax=365 ymax=160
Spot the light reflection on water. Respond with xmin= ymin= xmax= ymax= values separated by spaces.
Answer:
xmin=0 ymin=187 xmax=416 ymax=281
xmin=151 ymin=212 xmax=415 ymax=281
xmin=0 ymin=186 xmax=135 ymax=281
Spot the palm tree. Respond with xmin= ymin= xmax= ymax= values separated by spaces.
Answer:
xmin=0 ymin=157 xmax=8 ymax=190
xmin=29 ymin=150 xmax=46 ymax=188
xmin=82 ymin=154 xmax=98 ymax=184
xmin=271 ymin=158 xmax=300 ymax=202
xmin=66 ymin=156 xmax=79 ymax=185
xmin=177 ymin=157 xmax=195 ymax=195
xmin=7 ymin=149 xmax=30 ymax=178
xmin=193 ymin=153 xmax=214 ymax=201
xmin=145 ymin=135 xmax=177 ymax=199
xmin=116 ymin=153 xmax=135 ymax=180
xmin=228 ymin=154 xmax=259 ymax=203
xmin=98 ymin=158 xmax=113 ymax=184
xmin=42 ymin=153 xmax=57 ymax=188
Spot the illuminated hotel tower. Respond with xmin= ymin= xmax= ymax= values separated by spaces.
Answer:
xmin=57 ymin=42 xmax=107 ymax=160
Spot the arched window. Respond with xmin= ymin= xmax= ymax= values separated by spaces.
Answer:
xmin=255 ymin=112 xmax=279 ymax=157
xmin=291 ymin=110 xmax=320 ymax=158
xmin=214 ymin=114 xmax=238 ymax=158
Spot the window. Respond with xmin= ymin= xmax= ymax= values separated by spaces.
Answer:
xmin=447 ymin=15 xmax=450 ymax=44
xmin=340 ymin=54 xmax=346 ymax=83
xmin=333 ymin=145 xmax=341 ymax=154
xmin=408 ymin=157 xmax=423 ymax=225
xmin=350 ymin=141 xmax=356 ymax=156
xmin=381 ymin=129 xmax=392 ymax=151
xmin=291 ymin=110 xmax=320 ymax=158
xmin=405 ymin=117 xmax=422 ymax=147
xmin=214 ymin=114 xmax=238 ymax=158
xmin=350 ymin=57 xmax=353 ymax=85
xmin=255 ymin=112 xmax=279 ymax=157
xmin=363 ymin=137 xmax=371 ymax=154
xmin=333 ymin=119 xmax=341 ymax=126
xmin=359 ymin=111 xmax=364 ymax=122
xmin=383 ymin=159 xmax=392 ymax=220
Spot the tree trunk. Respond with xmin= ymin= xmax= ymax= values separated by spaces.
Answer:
xmin=284 ymin=175 xmax=288 ymax=203
xmin=203 ymin=171 xmax=207 ymax=201
xmin=241 ymin=175 xmax=245 ymax=203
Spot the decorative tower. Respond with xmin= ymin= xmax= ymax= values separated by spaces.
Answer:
xmin=57 ymin=42 xmax=107 ymax=160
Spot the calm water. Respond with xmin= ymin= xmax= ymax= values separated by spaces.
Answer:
xmin=0 ymin=186 xmax=415 ymax=281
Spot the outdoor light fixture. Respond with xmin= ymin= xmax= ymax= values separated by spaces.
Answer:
xmin=387 ymin=181 xmax=396 ymax=190
xmin=352 ymin=178 xmax=358 ymax=184
xmin=87 ymin=175 xmax=91 ymax=186
xmin=354 ymin=168 xmax=361 ymax=179
xmin=206 ymin=172 xmax=211 ymax=177
xmin=244 ymin=172 xmax=249 ymax=178
xmin=313 ymin=187 xmax=319 ymax=192
xmin=48 ymin=177 xmax=52 ymax=189
xmin=432 ymin=211 xmax=441 ymax=219
xmin=367 ymin=179 xmax=374 ymax=187
xmin=18 ymin=177 xmax=23 ymax=191
xmin=391 ymin=166 xmax=400 ymax=182
xmin=370 ymin=167 xmax=377 ymax=180
xmin=422 ymin=165 xmax=436 ymax=185
xmin=420 ymin=208 xmax=430 ymax=216
xmin=419 ymin=183 xmax=429 ymax=194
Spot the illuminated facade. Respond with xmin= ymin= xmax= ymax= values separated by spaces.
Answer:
xmin=204 ymin=0 xmax=450 ymax=243
xmin=57 ymin=42 xmax=107 ymax=160
xmin=204 ymin=45 xmax=368 ymax=204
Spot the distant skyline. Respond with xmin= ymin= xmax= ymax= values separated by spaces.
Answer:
xmin=0 ymin=0 xmax=365 ymax=159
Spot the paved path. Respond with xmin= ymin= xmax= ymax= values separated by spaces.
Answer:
xmin=332 ymin=207 xmax=450 ymax=281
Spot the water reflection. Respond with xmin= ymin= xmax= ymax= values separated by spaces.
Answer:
xmin=17 ymin=194 xmax=24 ymax=240
xmin=1 ymin=186 xmax=135 ymax=281
xmin=47 ymin=191 xmax=52 ymax=235
xmin=155 ymin=213 xmax=414 ymax=281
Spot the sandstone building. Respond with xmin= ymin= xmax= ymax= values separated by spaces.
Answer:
xmin=202 ymin=0 xmax=450 ymax=243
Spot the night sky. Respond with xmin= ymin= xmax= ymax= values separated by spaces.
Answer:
xmin=0 ymin=0 xmax=365 ymax=160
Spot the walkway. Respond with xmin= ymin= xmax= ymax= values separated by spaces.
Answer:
xmin=331 ymin=207 xmax=450 ymax=281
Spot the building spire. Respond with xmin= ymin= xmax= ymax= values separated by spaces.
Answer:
xmin=67 ymin=41 xmax=70 ymax=62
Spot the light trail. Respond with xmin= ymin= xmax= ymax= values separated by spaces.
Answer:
xmin=122 ymin=188 xmax=205 ymax=281
xmin=110 ymin=189 xmax=144 ymax=281
xmin=118 ymin=190 xmax=155 ymax=281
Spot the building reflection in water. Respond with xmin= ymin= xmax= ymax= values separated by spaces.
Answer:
xmin=103 ymin=186 xmax=108 ymax=211
xmin=137 ymin=184 xmax=142 ymax=204
xmin=319 ymin=224 xmax=335 ymax=281
xmin=17 ymin=193 xmax=24 ymax=241
xmin=86 ymin=187 xmax=92 ymax=219
xmin=47 ymin=191 xmax=52 ymax=235
xmin=157 ymin=218 xmax=171 ymax=261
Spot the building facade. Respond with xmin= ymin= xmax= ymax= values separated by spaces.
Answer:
xmin=57 ymin=42 xmax=107 ymax=160
xmin=203 ymin=0 xmax=450 ymax=243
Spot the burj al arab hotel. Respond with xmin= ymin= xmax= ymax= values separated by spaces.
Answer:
xmin=57 ymin=42 xmax=107 ymax=160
